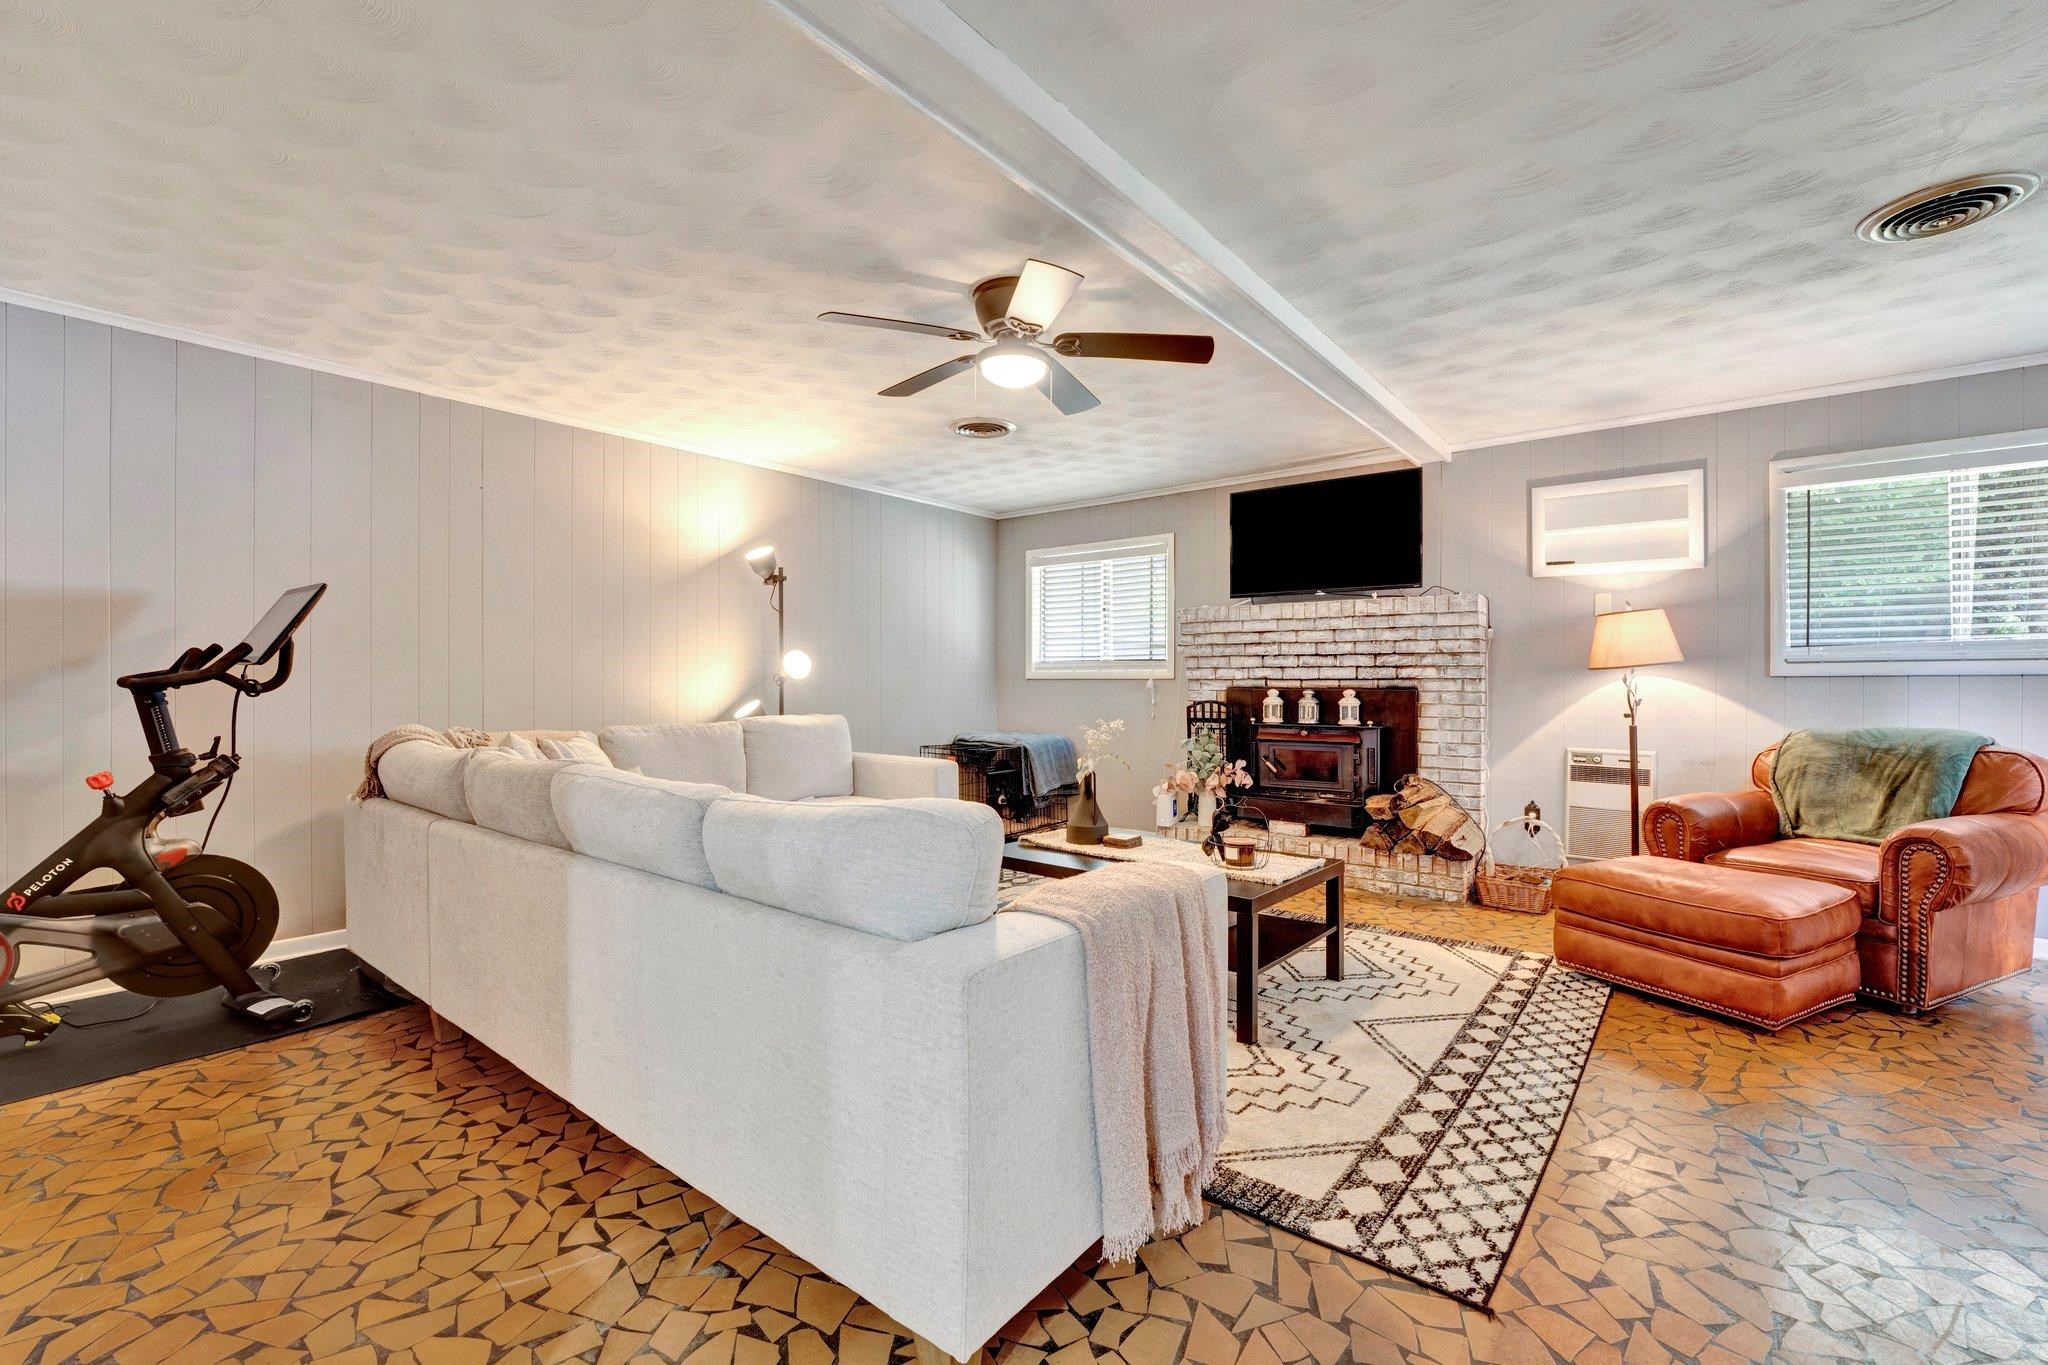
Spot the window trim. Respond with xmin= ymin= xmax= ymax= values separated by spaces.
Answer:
xmin=1026 ymin=533 xmax=1177 ymax=680
xmin=1769 ymin=426 xmax=2048 ymax=676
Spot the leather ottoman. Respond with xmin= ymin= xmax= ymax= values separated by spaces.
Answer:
xmin=1552 ymin=855 xmax=1860 ymax=1031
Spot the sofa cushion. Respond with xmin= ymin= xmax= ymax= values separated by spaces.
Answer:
xmin=740 ymin=714 xmax=854 ymax=801
xmin=376 ymin=741 xmax=474 ymax=822
xmin=551 ymin=765 xmax=747 ymax=889
xmin=537 ymin=732 xmax=610 ymax=765
xmin=1708 ymin=838 xmax=1880 ymax=915
xmin=703 ymin=796 xmax=1000 ymax=940
xmin=599 ymin=722 xmax=746 ymax=788
xmin=463 ymin=748 xmax=574 ymax=848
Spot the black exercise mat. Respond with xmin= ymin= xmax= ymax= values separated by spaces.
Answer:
xmin=0 ymin=949 xmax=404 ymax=1105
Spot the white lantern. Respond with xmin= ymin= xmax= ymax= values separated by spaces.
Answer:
xmin=1297 ymin=690 xmax=1320 ymax=724
xmin=1338 ymin=689 xmax=1362 ymax=726
xmin=1262 ymin=688 xmax=1285 ymax=723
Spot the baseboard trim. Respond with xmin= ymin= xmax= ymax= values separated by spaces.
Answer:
xmin=40 ymin=929 xmax=350 ymax=1005
xmin=2037 ymin=937 xmax=2048 ymax=962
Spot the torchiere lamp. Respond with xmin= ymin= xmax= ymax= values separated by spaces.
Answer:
xmin=1587 ymin=605 xmax=1683 ymax=855
xmin=744 ymin=545 xmax=814 ymax=716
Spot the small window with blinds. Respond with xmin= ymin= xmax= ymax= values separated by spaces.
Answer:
xmin=1026 ymin=534 xmax=1175 ymax=679
xmin=1771 ymin=429 xmax=2048 ymax=675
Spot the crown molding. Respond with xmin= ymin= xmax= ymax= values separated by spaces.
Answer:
xmin=762 ymin=0 xmax=1451 ymax=465
xmin=1452 ymin=350 xmax=2048 ymax=453
xmin=0 ymin=286 xmax=993 ymax=520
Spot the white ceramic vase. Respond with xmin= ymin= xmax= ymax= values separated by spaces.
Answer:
xmin=1199 ymin=791 xmax=1219 ymax=828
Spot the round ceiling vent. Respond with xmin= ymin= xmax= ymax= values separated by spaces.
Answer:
xmin=950 ymin=417 xmax=1015 ymax=439
xmin=1857 ymin=171 xmax=2039 ymax=243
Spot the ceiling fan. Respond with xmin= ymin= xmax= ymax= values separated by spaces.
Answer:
xmin=818 ymin=258 xmax=1216 ymax=415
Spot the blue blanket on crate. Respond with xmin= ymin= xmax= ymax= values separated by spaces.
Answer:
xmin=954 ymin=731 xmax=1077 ymax=800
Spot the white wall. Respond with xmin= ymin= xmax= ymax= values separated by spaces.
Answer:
xmin=997 ymin=362 xmax=2048 ymax=921
xmin=1 ymin=302 xmax=997 ymax=942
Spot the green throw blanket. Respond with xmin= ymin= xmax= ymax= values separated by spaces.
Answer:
xmin=1770 ymin=726 xmax=1992 ymax=844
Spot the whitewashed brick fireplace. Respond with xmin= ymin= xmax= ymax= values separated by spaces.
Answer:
xmin=1171 ymin=594 xmax=1490 ymax=902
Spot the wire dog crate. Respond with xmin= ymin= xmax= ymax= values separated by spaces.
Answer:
xmin=921 ymin=740 xmax=1075 ymax=837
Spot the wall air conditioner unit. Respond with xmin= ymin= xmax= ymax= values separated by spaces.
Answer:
xmin=1564 ymin=747 xmax=1654 ymax=862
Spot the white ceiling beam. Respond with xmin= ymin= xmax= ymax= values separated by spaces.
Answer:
xmin=763 ymin=0 xmax=1452 ymax=464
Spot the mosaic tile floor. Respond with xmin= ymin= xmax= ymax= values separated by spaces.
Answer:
xmin=2 ymin=893 xmax=2046 ymax=1364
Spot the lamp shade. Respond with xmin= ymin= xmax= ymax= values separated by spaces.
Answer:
xmin=1588 ymin=607 xmax=1683 ymax=670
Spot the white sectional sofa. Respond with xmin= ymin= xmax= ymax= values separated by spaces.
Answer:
xmin=344 ymin=713 xmax=1226 ymax=1360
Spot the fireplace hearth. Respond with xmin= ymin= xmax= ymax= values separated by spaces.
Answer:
xmin=1173 ymin=595 xmax=1489 ymax=903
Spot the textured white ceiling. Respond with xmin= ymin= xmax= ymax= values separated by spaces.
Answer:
xmin=940 ymin=0 xmax=2048 ymax=446
xmin=0 ymin=0 xmax=1378 ymax=515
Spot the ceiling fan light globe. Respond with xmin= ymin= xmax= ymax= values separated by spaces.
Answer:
xmin=978 ymin=341 xmax=1048 ymax=390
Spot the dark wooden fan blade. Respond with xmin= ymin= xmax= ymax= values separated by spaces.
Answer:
xmin=820 ymin=311 xmax=980 ymax=341
xmin=879 ymin=356 xmax=976 ymax=397
xmin=1053 ymin=332 xmax=1216 ymax=363
xmin=1037 ymin=355 xmax=1101 ymax=415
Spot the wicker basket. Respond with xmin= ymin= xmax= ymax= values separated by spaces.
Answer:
xmin=1474 ymin=813 xmax=1565 ymax=914
xmin=1473 ymin=864 xmax=1554 ymax=914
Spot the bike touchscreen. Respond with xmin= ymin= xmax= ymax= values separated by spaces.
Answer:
xmin=239 ymin=583 xmax=328 ymax=664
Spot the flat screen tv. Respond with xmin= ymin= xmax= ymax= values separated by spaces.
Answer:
xmin=1230 ymin=468 xmax=1423 ymax=598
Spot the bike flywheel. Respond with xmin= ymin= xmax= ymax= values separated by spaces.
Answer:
xmin=110 ymin=855 xmax=281 ymax=997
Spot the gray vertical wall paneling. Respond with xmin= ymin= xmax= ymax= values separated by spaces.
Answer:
xmin=173 ymin=343 xmax=256 ymax=857
xmin=3 ymin=300 xmax=1008 ymax=942
xmin=107 ymin=328 xmax=178 ymax=853
xmin=481 ymin=409 xmax=536 ymax=731
xmin=533 ymin=421 xmax=576 ymax=727
xmin=569 ymin=426 xmax=606 ymax=733
xmin=307 ymin=373 xmax=372 ymax=926
xmin=248 ymin=361 xmax=314 ymax=930
xmin=447 ymin=402 xmax=485 ymax=727
xmin=417 ymin=396 xmax=453 ymax=730
xmin=6 ymin=306 xmax=69 ymax=875
xmin=369 ymin=386 xmax=420 ymax=737
xmin=61 ymin=320 xmax=112 ymax=839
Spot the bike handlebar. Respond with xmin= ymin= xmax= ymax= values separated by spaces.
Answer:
xmin=117 ymin=640 xmax=253 ymax=693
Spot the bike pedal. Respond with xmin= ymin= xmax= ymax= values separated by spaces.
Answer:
xmin=1 ymin=1003 xmax=62 ymax=1045
xmin=226 ymin=991 xmax=315 ymax=1027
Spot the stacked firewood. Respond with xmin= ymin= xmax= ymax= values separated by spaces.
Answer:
xmin=1360 ymin=774 xmax=1486 ymax=860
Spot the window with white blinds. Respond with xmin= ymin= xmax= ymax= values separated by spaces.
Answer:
xmin=1772 ymin=430 xmax=2048 ymax=674
xmin=1026 ymin=534 xmax=1175 ymax=679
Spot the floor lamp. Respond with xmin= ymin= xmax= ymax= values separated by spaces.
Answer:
xmin=744 ymin=545 xmax=813 ymax=716
xmin=1588 ymin=606 xmax=1683 ymax=855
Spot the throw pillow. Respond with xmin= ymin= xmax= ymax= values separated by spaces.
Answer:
xmin=495 ymin=733 xmax=545 ymax=760
xmin=538 ymin=733 xmax=611 ymax=765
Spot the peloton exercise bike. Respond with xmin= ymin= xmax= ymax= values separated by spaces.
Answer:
xmin=0 ymin=584 xmax=328 ymax=1046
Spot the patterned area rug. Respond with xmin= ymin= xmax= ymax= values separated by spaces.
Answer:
xmin=1211 ymin=920 xmax=1608 ymax=1306
xmin=998 ymin=870 xmax=1608 ymax=1306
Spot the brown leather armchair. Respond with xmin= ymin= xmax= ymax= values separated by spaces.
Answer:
xmin=1644 ymin=744 xmax=2048 ymax=1012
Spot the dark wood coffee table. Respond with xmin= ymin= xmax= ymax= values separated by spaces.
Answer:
xmin=1000 ymin=834 xmax=1346 ymax=1045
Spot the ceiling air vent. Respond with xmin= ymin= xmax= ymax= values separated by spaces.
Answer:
xmin=1857 ymin=171 xmax=2039 ymax=243
xmin=951 ymin=417 xmax=1015 ymax=439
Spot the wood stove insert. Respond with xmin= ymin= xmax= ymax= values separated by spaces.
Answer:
xmin=1220 ymin=686 xmax=1417 ymax=835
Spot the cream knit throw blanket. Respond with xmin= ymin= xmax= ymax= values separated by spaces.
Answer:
xmin=1008 ymin=863 xmax=1227 ymax=1262
xmin=354 ymin=725 xmax=492 ymax=800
